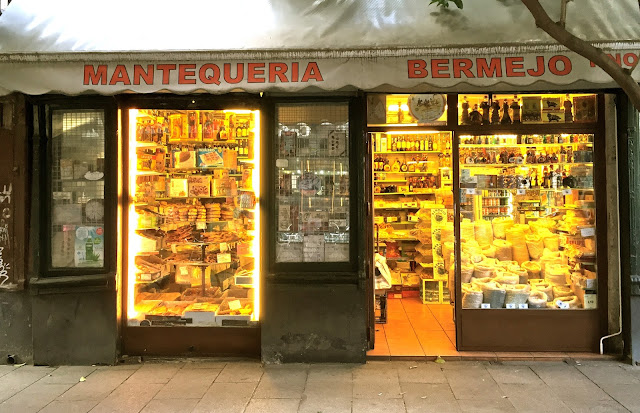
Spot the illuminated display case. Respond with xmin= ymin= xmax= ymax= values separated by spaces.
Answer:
xmin=126 ymin=108 xmax=260 ymax=328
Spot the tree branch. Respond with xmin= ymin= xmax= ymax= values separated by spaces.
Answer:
xmin=559 ymin=0 xmax=569 ymax=28
xmin=521 ymin=0 xmax=640 ymax=111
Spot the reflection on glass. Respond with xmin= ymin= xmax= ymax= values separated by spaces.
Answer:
xmin=458 ymin=133 xmax=597 ymax=310
xmin=275 ymin=103 xmax=350 ymax=262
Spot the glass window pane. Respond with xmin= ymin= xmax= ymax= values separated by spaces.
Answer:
xmin=50 ymin=110 xmax=106 ymax=268
xmin=127 ymin=109 xmax=260 ymax=327
xmin=367 ymin=94 xmax=448 ymax=127
xmin=458 ymin=133 xmax=597 ymax=310
xmin=275 ymin=103 xmax=350 ymax=263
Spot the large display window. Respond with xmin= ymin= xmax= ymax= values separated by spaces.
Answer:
xmin=126 ymin=108 xmax=260 ymax=328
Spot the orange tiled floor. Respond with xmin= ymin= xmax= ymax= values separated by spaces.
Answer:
xmin=368 ymin=297 xmax=457 ymax=357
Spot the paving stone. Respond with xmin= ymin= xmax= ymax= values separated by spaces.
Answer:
xmin=181 ymin=360 xmax=228 ymax=370
xmin=306 ymin=364 xmax=354 ymax=384
xmin=457 ymin=398 xmax=517 ymax=412
xmin=530 ymin=365 xmax=595 ymax=388
xmin=140 ymin=398 xmax=200 ymax=413
xmin=243 ymin=398 xmax=301 ymax=413
xmin=598 ymin=383 xmax=640 ymax=412
xmin=400 ymin=382 xmax=461 ymax=413
xmin=576 ymin=364 xmax=640 ymax=385
xmin=549 ymin=383 xmax=614 ymax=404
xmin=252 ymin=367 xmax=307 ymax=399
xmin=88 ymin=383 xmax=163 ymax=413
xmin=443 ymin=366 xmax=506 ymax=400
xmin=124 ymin=363 xmax=182 ymax=385
xmin=560 ymin=399 xmax=630 ymax=412
xmin=486 ymin=365 xmax=543 ymax=385
xmin=154 ymin=368 xmax=220 ymax=399
xmin=298 ymin=394 xmax=352 ymax=413
xmin=214 ymin=362 xmax=263 ymax=383
xmin=193 ymin=382 xmax=257 ymax=413
xmin=0 ymin=366 xmax=56 ymax=402
xmin=57 ymin=369 xmax=136 ymax=401
xmin=0 ymin=365 xmax=17 ymax=378
xmin=396 ymin=363 xmax=448 ymax=384
xmin=39 ymin=400 xmax=100 ymax=413
xmin=303 ymin=380 xmax=354 ymax=399
xmin=39 ymin=366 xmax=99 ymax=384
xmin=352 ymin=398 xmax=407 ymax=413
xmin=353 ymin=368 xmax=402 ymax=399
xmin=0 ymin=383 xmax=73 ymax=413
xmin=498 ymin=383 xmax=571 ymax=413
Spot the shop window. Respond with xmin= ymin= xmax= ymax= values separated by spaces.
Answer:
xmin=274 ymin=103 xmax=351 ymax=263
xmin=49 ymin=109 xmax=106 ymax=269
xmin=367 ymin=94 xmax=448 ymax=127
xmin=127 ymin=108 xmax=260 ymax=327
xmin=457 ymin=94 xmax=597 ymax=126
xmin=458 ymin=132 xmax=597 ymax=310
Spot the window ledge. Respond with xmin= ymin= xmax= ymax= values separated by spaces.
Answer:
xmin=29 ymin=273 xmax=116 ymax=295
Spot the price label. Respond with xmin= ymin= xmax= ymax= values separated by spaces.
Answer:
xmin=196 ymin=222 xmax=207 ymax=230
xmin=465 ymin=188 xmax=477 ymax=195
xmin=580 ymin=227 xmax=596 ymax=237
xmin=220 ymin=242 xmax=229 ymax=252
xmin=505 ymin=303 xmax=516 ymax=309
xmin=228 ymin=300 xmax=242 ymax=310
xmin=562 ymin=188 xmax=572 ymax=195
xmin=516 ymin=189 xmax=526 ymax=195
xmin=557 ymin=300 xmax=569 ymax=309
xmin=217 ymin=253 xmax=232 ymax=263
xmin=518 ymin=303 xmax=529 ymax=309
xmin=480 ymin=303 xmax=491 ymax=309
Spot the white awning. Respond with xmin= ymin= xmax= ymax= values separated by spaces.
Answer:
xmin=0 ymin=0 xmax=638 ymax=95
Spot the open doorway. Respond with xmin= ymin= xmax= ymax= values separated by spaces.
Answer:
xmin=366 ymin=125 xmax=457 ymax=357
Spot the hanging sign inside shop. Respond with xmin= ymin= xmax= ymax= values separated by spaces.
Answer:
xmin=0 ymin=49 xmax=639 ymax=95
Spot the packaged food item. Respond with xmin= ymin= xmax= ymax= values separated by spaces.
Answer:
xmin=169 ymin=179 xmax=189 ymax=197
xmin=197 ymin=148 xmax=224 ymax=167
xmin=173 ymin=150 xmax=196 ymax=169
xmin=188 ymin=175 xmax=211 ymax=198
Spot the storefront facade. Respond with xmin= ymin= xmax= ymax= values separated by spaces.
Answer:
xmin=0 ymin=0 xmax=639 ymax=364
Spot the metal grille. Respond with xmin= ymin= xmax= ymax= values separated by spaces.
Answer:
xmin=275 ymin=103 xmax=350 ymax=263
xmin=50 ymin=110 xmax=106 ymax=268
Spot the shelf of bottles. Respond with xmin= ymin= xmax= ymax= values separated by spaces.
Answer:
xmin=372 ymin=131 xmax=454 ymax=288
xmin=458 ymin=133 xmax=597 ymax=311
xmin=127 ymin=108 xmax=260 ymax=327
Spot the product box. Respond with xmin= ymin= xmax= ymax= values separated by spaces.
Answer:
xmin=521 ymin=96 xmax=542 ymax=123
xmin=184 ymin=300 xmax=222 ymax=326
xmin=216 ymin=298 xmax=253 ymax=326
xmin=169 ymin=113 xmax=188 ymax=141
xmin=74 ymin=226 xmax=104 ymax=268
xmin=169 ymin=178 xmax=189 ymax=197
xmin=172 ymin=150 xmax=196 ymax=169
xmin=188 ymin=175 xmax=211 ymax=198
xmin=175 ymin=265 xmax=208 ymax=287
xmin=197 ymin=148 xmax=224 ymax=168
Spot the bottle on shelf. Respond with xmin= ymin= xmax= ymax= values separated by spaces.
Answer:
xmin=391 ymin=137 xmax=397 ymax=152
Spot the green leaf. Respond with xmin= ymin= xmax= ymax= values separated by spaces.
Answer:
xmin=452 ymin=0 xmax=464 ymax=9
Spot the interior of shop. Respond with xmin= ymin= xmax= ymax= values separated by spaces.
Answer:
xmin=367 ymin=93 xmax=599 ymax=356
xmin=126 ymin=108 xmax=260 ymax=328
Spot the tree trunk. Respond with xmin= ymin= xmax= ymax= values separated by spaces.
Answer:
xmin=521 ymin=0 xmax=640 ymax=112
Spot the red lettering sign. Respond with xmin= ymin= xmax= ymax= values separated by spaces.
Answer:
xmin=133 ymin=65 xmax=154 ymax=85
xmin=157 ymin=64 xmax=176 ymax=85
xmin=178 ymin=64 xmax=196 ymax=84
xmin=269 ymin=63 xmax=289 ymax=83
xmin=224 ymin=63 xmax=244 ymax=84
xmin=505 ymin=57 xmax=525 ymax=77
xmin=527 ymin=56 xmax=545 ymax=77
xmin=301 ymin=62 xmax=323 ymax=82
xmin=199 ymin=64 xmax=221 ymax=85
xmin=109 ymin=65 xmax=131 ymax=85
xmin=548 ymin=55 xmax=571 ymax=76
xmin=84 ymin=65 xmax=108 ymax=85
xmin=476 ymin=58 xmax=502 ymax=78
xmin=453 ymin=58 xmax=474 ymax=78
xmin=431 ymin=59 xmax=450 ymax=78
xmin=408 ymin=59 xmax=428 ymax=78
xmin=248 ymin=63 xmax=266 ymax=83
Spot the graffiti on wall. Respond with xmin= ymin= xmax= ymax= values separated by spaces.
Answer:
xmin=0 ymin=183 xmax=11 ymax=286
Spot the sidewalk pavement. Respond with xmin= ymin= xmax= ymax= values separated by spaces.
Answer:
xmin=0 ymin=359 xmax=639 ymax=413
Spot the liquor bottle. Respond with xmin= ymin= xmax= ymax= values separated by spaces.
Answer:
xmin=433 ymin=136 xmax=439 ymax=151
xmin=542 ymin=166 xmax=550 ymax=188
xmin=243 ymin=123 xmax=249 ymax=137
xmin=392 ymin=160 xmax=401 ymax=172
xmin=445 ymin=139 xmax=451 ymax=151
xmin=188 ymin=112 xmax=198 ymax=140
xmin=391 ymin=138 xmax=397 ymax=152
xmin=481 ymin=95 xmax=490 ymax=125
xmin=236 ymin=124 xmax=243 ymax=139
xmin=428 ymin=136 xmax=433 ymax=151
xmin=400 ymin=161 xmax=408 ymax=172
xmin=419 ymin=137 xmax=425 ymax=151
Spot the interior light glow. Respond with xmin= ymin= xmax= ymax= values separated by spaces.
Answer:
xmin=127 ymin=109 xmax=140 ymax=320
xmin=250 ymin=110 xmax=261 ymax=321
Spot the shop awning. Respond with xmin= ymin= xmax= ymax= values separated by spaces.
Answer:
xmin=0 ymin=0 xmax=638 ymax=95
